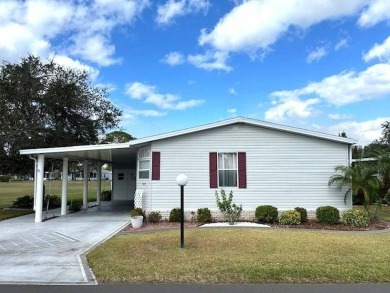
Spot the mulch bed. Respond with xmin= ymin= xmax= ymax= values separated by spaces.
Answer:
xmin=122 ymin=220 xmax=390 ymax=233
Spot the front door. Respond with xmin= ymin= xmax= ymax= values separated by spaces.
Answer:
xmin=114 ymin=169 xmax=136 ymax=201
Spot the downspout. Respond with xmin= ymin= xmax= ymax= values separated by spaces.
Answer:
xmin=29 ymin=156 xmax=38 ymax=211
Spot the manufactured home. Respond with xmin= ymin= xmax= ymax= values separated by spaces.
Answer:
xmin=20 ymin=117 xmax=355 ymax=222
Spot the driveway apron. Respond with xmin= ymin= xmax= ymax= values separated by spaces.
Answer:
xmin=0 ymin=203 xmax=130 ymax=285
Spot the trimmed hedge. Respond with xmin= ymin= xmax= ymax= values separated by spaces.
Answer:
xmin=255 ymin=205 xmax=278 ymax=223
xmin=279 ymin=210 xmax=301 ymax=225
xmin=169 ymin=208 xmax=181 ymax=222
xmin=147 ymin=211 xmax=162 ymax=223
xmin=342 ymin=209 xmax=370 ymax=227
xmin=316 ymin=206 xmax=340 ymax=224
xmin=294 ymin=207 xmax=308 ymax=222
xmin=197 ymin=208 xmax=212 ymax=223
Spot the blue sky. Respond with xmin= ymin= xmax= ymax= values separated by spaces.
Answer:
xmin=1 ymin=0 xmax=390 ymax=145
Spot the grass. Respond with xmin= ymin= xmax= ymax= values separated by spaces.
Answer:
xmin=0 ymin=209 xmax=34 ymax=221
xmin=88 ymin=228 xmax=390 ymax=284
xmin=0 ymin=180 xmax=112 ymax=208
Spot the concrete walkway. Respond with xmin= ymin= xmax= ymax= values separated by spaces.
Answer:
xmin=0 ymin=202 xmax=130 ymax=285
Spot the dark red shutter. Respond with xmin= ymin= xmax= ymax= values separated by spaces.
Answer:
xmin=209 ymin=152 xmax=218 ymax=188
xmin=238 ymin=152 xmax=247 ymax=189
xmin=152 ymin=152 xmax=160 ymax=180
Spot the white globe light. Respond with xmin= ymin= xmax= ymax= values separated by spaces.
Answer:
xmin=176 ymin=174 xmax=188 ymax=186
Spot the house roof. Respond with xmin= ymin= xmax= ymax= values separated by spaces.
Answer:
xmin=129 ymin=116 xmax=356 ymax=146
xmin=20 ymin=117 xmax=355 ymax=162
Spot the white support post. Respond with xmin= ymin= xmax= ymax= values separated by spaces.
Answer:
xmin=83 ymin=160 xmax=88 ymax=209
xmin=33 ymin=158 xmax=37 ymax=211
xmin=96 ymin=163 xmax=101 ymax=206
xmin=35 ymin=154 xmax=45 ymax=223
xmin=61 ymin=157 xmax=69 ymax=216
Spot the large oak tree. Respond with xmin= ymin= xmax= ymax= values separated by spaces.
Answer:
xmin=0 ymin=56 xmax=122 ymax=175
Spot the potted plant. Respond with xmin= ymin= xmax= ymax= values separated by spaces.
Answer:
xmin=130 ymin=208 xmax=145 ymax=228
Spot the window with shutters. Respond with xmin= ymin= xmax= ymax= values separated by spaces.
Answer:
xmin=218 ymin=153 xmax=237 ymax=187
xmin=138 ymin=148 xmax=150 ymax=179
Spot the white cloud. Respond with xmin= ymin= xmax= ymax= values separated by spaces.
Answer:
xmin=187 ymin=50 xmax=232 ymax=72
xmin=268 ymin=64 xmax=390 ymax=115
xmin=358 ymin=0 xmax=390 ymax=27
xmin=306 ymin=47 xmax=328 ymax=63
xmin=198 ymin=0 xmax=367 ymax=55
xmin=328 ymin=117 xmax=390 ymax=145
xmin=228 ymin=88 xmax=237 ymax=95
xmin=363 ymin=35 xmax=390 ymax=63
xmin=328 ymin=113 xmax=353 ymax=120
xmin=156 ymin=0 xmax=209 ymax=25
xmin=161 ymin=51 xmax=185 ymax=66
xmin=0 ymin=0 xmax=150 ymax=66
xmin=52 ymin=54 xmax=100 ymax=80
xmin=125 ymin=82 xmax=204 ymax=110
xmin=227 ymin=108 xmax=237 ymax=114
xmin=334 ymin=38 xmax=349 ymax=51
xmin=264 ymin=97 xmax=320 ymax=121
xmin=125 ymin=109 xmax=167 ymax=117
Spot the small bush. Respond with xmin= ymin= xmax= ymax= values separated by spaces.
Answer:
xmin=13 ymin=195 xmax=34 ymax=209
xmin=100 ymin=190 xmax=112 ymax=201
xmin=342 ymin=209 xmax=370 ymax=227
xmin=197 ymin=207 xmax=212 ymax=223
xmin=0 ymin=175 xmax=11 ymax=182
xmin=279 ymin=210 xmax=301 ymax=225
xmin=69 ymin=201 xmax=82 ymax=212
xmin=294 ymin=207 xmax=308 ymax=222
xmin=215 ymin=189 xmax=242 ymax=225
xmin=169 ymin=208 xmax=181 ymax=222
xmin=316 ymin=206 xmax=340 ymax=224
xmin=255 ymin=205 xmax=278 ymax=223
xmin=45 ymin=194 xmax=61 ymax=209
xmin=130 ymin=208 xmax=146 ymax=220
xmin=147 ymin=211 xmax=162 ymax=223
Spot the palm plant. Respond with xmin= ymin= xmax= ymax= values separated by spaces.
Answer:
xmin=328 ymin=162 xmax=380 ymax=219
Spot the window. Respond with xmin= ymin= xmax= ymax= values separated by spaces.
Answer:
xmin=118 ymin=173 xmax=124 ymax=180
xmin=218 ymin=153 xmax=237 ymax=187
xmin=138 ymin=148 xmax=150 ymax=179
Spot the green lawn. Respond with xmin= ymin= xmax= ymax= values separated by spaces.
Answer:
xmin=0 ymin=209 xmax=34 ymax=221
xmin=88 ymin=228 xmax=390 ymax=283
xmin=0 ymin=180 xmax=112 ymax=208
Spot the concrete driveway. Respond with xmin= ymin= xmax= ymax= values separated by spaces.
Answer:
xmin=0 ymin=202 xmax=130 ymax=285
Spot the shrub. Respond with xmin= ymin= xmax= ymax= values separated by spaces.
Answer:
xmin=147 ymin=211 xmax=162 ymax=223
xmin=294 ymin=207 xmax=308 ymax=222
xmin=13 ymin=195 xmax=34 ymax=209
xmin=0 ymin=175 xmax=11 ymax=182
xmin=169 ymin=208 xmax=181 ymax=222
xmin=342 ymin=209 xmax=370 ymax=227
xmin=69 ymin=201 xmax=82 ymax=212
xmin=215 ymin=189 xmax=242 ymax=225
xmin=44 ymin=194 xmax=61 ymax=209
xmin=279 ymin=210 xmax=301 ymax=225
xmin=100 ymin=190 xmax=112 ymax=201
xmin=130 ymin=208 xmax=146 ymax=220
xmin=316 ymin=206 xmax=340 ymax=224
xmin=255 ymin=205 xmax=278 ymax=223
xmin=197 ymin=208 xmax=212 ymax=223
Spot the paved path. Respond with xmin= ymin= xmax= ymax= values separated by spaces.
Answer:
xmin=0 ymin=203 xmax=130 ymax=284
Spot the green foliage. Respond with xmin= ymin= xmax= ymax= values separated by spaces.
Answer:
xmin=279 ymin=210 xmax=301 ymax=225
xmin=0 ymin=175 xmax=11 ymax=182
xmin=130 ymin=208 xmax=146 ymax=220
xmin=0 ymin=55 xmax=122 ymax=175
xmin=147 ymin=211 xmax=162 ymax=223
xmin=316 ymin=206 xmax=340 ymax=224
xmin=255 ymin=205 xmax=278 ymax=223
xmin=294 ymin=207 xmax=308 ymax=222
xmin=100 ymin=190 xmax=112 ymax=201
xmin=101 ymin=131 xmax=135 ymax=143
xmin=169 ymin=208 xmax=181 ymax=222
xmin=197 ymin=208 xmax=212 ymax=223
xmin=69 ymin=200 xmax=82 ymax=212
xmin=215 ymin=189 xmax=242 ymax=225
xmin=13 ymin=195 xmax=34 ymax=209
xmin=342 ymin=209 xmax=370 ymax=227
xmin=45 ymin=194 xmax=61 ymax=209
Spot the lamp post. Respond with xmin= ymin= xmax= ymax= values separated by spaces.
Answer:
xmin=176 ymin=174 xmax=188 ymax=248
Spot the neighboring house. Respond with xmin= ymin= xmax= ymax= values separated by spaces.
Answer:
xmin=20 ymin=117 xmax=355 ymax=222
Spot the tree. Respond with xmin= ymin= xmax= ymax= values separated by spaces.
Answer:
xmin=328 ymin=163 xmax=380 ymax=219
xmin=101 ymin=131 xmax=135 ymax=144
xmin=0 ymin=55 xmax=122 ymax=175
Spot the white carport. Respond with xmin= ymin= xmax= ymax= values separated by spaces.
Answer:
xmin=20 ymin=143 xmax=135 ymax=222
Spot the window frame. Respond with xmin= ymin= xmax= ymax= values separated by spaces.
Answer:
xmin=217 ymin=152 xmax=238 ymax=187
xmin=138 ymin=148 xmax=150 ymax=180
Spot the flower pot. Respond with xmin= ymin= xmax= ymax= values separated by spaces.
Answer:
xmin=131 ymin=216 xmax=143 ymax=229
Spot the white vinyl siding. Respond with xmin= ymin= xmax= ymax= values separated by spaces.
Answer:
xmin=140 ymin=123 xmax=351 ymax=213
